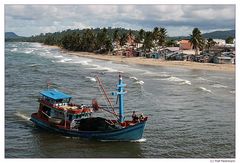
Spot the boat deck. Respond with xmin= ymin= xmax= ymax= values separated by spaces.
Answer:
xmin=59 ymin=105 xmax=78 ymax=111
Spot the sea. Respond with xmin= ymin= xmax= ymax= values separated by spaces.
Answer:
xmin=5 ymin=42 xmax=235 ymax=158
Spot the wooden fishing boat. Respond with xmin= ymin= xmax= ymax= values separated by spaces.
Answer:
xmin=30 ymin=74 xmax=148 ymax=141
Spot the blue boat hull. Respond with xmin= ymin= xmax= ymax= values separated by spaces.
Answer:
xmin=30 ymin=115 xmax=146 ymax=141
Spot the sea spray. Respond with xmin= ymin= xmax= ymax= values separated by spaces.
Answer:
xmin=14 ymin=112 xmax=30 ymax=121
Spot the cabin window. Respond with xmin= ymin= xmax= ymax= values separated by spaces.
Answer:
xmin=68 ymin=114 xmax=72 ymax=121
xmin=42 ymin=105 xmax=51 ymax=116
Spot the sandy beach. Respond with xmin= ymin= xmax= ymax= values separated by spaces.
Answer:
xmin=64 ymin=51 xmax=235 ymax=73
xmin=43 ymin=44 xmax=235 ymax=73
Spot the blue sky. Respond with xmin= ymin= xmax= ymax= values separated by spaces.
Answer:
xmin=5 ymin=4 xmax=235 ymax=37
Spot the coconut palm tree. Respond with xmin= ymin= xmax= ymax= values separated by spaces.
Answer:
xmin=138 ymin=29 xmax=145 ymax=43
xmin=158 ymin=27 xmax=167 ymax=47
xmin=119 ymin=33 xmax=127 ymax=48
xmin=152 ymin=27 xmax=159 ymax=41
xmin=189 ymin=28 xmax=204 ymax=55
xmin=143 ymin=31 xmax=153 ymax=52
xmin=113 ymin=29 xmax=120 ymax=43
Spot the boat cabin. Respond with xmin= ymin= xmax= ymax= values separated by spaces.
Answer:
xmin=37 ymin=89 xmax=93 ymax=124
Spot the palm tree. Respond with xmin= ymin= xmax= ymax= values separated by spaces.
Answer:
xmin=138 ymin=29 xmax=145 ymax=43
xmin=152 ymin=27 xmax=159 ymax=42
xmin=158 ymin=27 xmax=167 ymax=47
xmin=189 ymin=28 xmax=204 ymax=55
xmin=113 ymin=29 xmax=120 ymax=43
xmin=143 ymin=31 xmax=153 ymax=52
xmin=119 ymin=33 xmax=127 ymax=49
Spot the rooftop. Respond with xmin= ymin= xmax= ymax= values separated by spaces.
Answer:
xmin=40 ymin=89 xmax=72 ymax=100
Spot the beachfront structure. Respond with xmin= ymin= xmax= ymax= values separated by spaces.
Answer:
xmin=213 ymin=56 xmax=233 ymax=64
xmin=179 ymin=40 xmax=193 ymax=50
xmin=213 ymin=39 xmax=226 ymax=47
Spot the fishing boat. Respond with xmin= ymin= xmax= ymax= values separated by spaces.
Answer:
xmin=30 ymin=74 xmax=148 ymax=141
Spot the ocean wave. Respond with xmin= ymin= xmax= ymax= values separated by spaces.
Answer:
xmin=212 ymin=84 xmax=228 ymax=88
xmin=161 ymin=76 xmax=192 ymax=85
xmin=71 ymin=60 xmax=90 ymax=65
xmin=86 ymin=76 xmax=97 ymax=82
xmin=28 ymin=63 xmax=42 ymax=67
xmin=130 ymin=76 xmax=144 ymax=85
xmin=199 ymin=87 xmax=212 ymax=93
xmin=57 ymin=58 xmax=73 ymax=63
xmin=135 ymin=80 xmax=144 ymax=85
xmin=130 ymin=76 xmax=138 ymax=80
xmin=54 ymin=55 xmax=63 ymax=58
xmin=10 ymin=48 xmax=17 ymax=52
xmin=24 ymin=49 xmax=34 ymax=54
xmin=86 ymin=64 xmax=122 ymax=73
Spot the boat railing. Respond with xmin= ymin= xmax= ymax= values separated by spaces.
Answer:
xmin=38 ymin=98 xmax=54 ymax=107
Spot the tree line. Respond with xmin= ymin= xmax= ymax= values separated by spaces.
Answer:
xmin=5 ymin=27 xmax=235 ymax=55
xmin=7 ymin=27 xmax=171 ymax=54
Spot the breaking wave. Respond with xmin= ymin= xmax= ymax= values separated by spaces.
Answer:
xmin=86 ymin=76 xmax=97 ymax=82
xmin=86 ymin=65 xmax=122 ymax=73
xmin=199 ymin=87 xmax=212 ymax=93
xmin=130 ymin=76 xmax=144 ymax=85
xmin=54 ymin=55 xmax=63 ymax=58
xmin=135 ymin=80 xmax=144 ymax=85
xmin=161 ymin=76 xmax=191 ymax=85
xmin=57 ymin=58 xmax=73 ymax=63
xmin=212 ymin=84 xmax=228 ymax=88
xmin=130 ymin=76 xmax=138 ymax=80
xmin=10 ymin=48 xmax=17 ymax=52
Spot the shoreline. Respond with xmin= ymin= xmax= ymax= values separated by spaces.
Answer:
xmin=45 ymin=44 xmax=235 ymax=73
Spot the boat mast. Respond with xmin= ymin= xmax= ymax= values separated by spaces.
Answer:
xmin=116 ymin=74 xmax=126 ymax=123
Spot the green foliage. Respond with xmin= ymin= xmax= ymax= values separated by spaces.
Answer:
xmin=143 ymin=31 xmax=153 ymax=52
xmin=189 ymin=28 xmax=205 ymax=55
xmin=226 ymin=36 xmax=234 ymax=44
xmin=206 ymin=38 xmax=216 ymax=50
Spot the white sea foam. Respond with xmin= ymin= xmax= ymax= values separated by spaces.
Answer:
xmin=130 ymin=76 xmax=138 ymax=80
xmin=10 ymin=48 xmax=17 ymax=52
xmin=130 ymin=138 xmax=146 ymax=142
xmin=86 ymin=76 xmax=97 ymax=82
xmin=28 ymin=64 xmax=41 ymax=67
xmin=86 ymin=64 xmax=121 ymax=73
xmin=54 ymin=55 xmax=64 ymax=58
xmin=162 ymin=76 xmax=191 ymax=85
xmin=212 ymin=84 xmax=228 ymax=88
xmin=71 ymin=60 xmax=90 ymax=65
xmin=57 ymin=58 xmax=73 ymax=63
xmin=24 ymin=50 xmax=34 ymax=54
xmin=135 ymin=80 xmax=144 ymax=85
xmin=230 ymin=90 xmax=235 ymax=94
xmin=199 ymin=87 xmax=212 ymax=93
xmin=14 ymin=112 xmax=30 ymax=121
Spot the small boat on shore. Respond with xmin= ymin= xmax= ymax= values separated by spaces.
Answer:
xmin=30 ymin=74 xmax=148 ymax=141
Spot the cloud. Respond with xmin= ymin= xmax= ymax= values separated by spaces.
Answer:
xmin=5 ymin=4 xmax=235 ymax=37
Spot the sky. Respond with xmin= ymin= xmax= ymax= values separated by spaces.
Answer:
xmin=4 ymin=4 xmax=236 ymax=37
